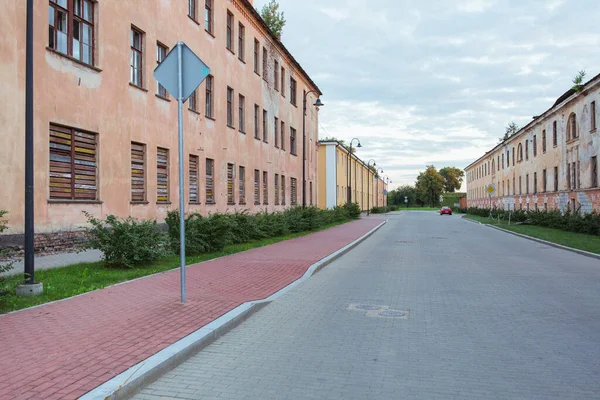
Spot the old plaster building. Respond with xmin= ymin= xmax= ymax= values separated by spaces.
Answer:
xmin=0 ymin=0 xmax=321 ymax=241
xmin=465 ymin=73 xmax=600 ymax=213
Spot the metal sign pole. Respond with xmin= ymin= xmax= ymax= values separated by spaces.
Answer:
xmin=177 ymin=43 xmax=186 ymax=304
xmin=489 ymin=193 xmax=492 ymax=218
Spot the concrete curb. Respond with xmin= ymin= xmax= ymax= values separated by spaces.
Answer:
xmin=80 ymin=220 xmax=387 ymax=400
xmin=462 ymin=216 xmax=600 ymax=261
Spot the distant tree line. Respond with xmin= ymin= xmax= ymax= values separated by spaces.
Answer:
xmin=388 ymin=166 xmax=465 ymax=207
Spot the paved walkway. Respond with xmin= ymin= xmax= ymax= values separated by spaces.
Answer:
xmin=0 ymin=218 xmax=383 ymax=400
xmin=2 ymin=250 xmax=103 ymax=277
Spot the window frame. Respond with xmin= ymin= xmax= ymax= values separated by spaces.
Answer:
xmin=253 ymin=39 xmax=260 ymax=75
xmin=591 ymin=156 xmax=598 ymax=187
xmin=238 ymin=94 xmax=245 ymax=133
xmin=48 ymin=0 xmax=95 ymax=66
xmin=226 ymin=10 xmax=234 ymax=52
xmin=130 ymin=26 xmax=144 ymax=88
xmin=156 ymin=147 xmax=170 ymax=203
xmin=227 ymin=163 xmax=235 ymax=205
xmin=188 ymin=0 xmax=197 ymax=21
xmin=542 ymin=130 xmax=546 ymax=153
xmin=553 ymin=120 xmax=558 ymax=147
xmin=262 ymin=109 xmax=268 ymax=142
xmin=274 ymin=116 xmax=279 ymax=148
xmin=274 ymin=60 xmax=279 ymax=91
xmin=262 ymin=47 xmax=268 ymax=81
xmin=189 ymin=154 xmax=200 ymax=204
xmin=188 ymin=89 xmax=197 ymax=112
xmin=254 ymin=169 xmax=260 ymax=205
xmin=206 ymin=158 xmax=215 ymax=204
xmin=263 ymin=171 xmax=268 ymax=205
xmin=204 ymin=0 xmax=213 ymax=34
xmin=280 ymin=121 xmax=285 ymax=151
xmin=281 ymin=67 xmax=286 ymax=97
xmin=238 ymin=22 xmax=245 ymax=61
xmin=131 ymin=142 xmax=146 ymax=203
xmin=226 ymin=86 xmax=234 ymax=127
xmin=290 ymin=127 xmax=297 ymax=155
xmin=156 ymin=42 xmax=169 ymax=98
xmin=591 ymin=101 xmax=597 ymax=132
xmin=205 ymin=75 xmax=213 ymax=118
xmin=238 ymin=166 xmax=246 ymax=205
xmin=290 ymin=77 xmax=297 ymax=106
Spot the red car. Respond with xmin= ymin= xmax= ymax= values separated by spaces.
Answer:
xmin=440 ymin=206 xmax=452 ymax=215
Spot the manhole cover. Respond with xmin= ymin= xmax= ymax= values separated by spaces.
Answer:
xmin=355 ymin=304 xmax=381 ymax=310
xmin=378 ymin=310 xmax=407 ymax=318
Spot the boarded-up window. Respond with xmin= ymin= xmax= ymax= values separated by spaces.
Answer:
xmin=291 ymin=177 xmax=297 ymax=205
xmin=254 ymin=169 xmax=260 ymax=204
xmin=131 ymin=142 xmax=146 ymax=202
xmin=157 ymin=148 xmax=169 ymax=202
xmin=227 ymin=163 xmax=235 ymax=204
xmin=592 ymin=157 xmax=598 ymax=187
xmin=189 ymin=155 xmax=199 ymax=203
xmin=206 ymin=158 xmax=215 ymax=203
xmin=554 ymin=166 xmax=558 ymax=191
xmin=239 ymin=166 xmax=246 ymax=204
xmin=281 ymin=175 xmax=286 ymax=205
xmin=274 ymin=173 xmax=279 ymax=205
xmin=263 ymin=171 xmax=268 ymax=204
xmin=49 ymin=124 xmax=97 ymax=200
xmin=310 ymin=182 xmax=313 ymax=205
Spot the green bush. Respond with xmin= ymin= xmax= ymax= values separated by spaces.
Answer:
xmin=0 ymin=210 xmax=14 ymax=296
xmin=344 ymin=202 xmax=361 ymax=219
xmin=166 ymin=211 xmax=234 ymax=255
xmin=229 ymin=210 xmax=264 ymax=243
xmin=83 ymin=212 xmax=168 ymax=268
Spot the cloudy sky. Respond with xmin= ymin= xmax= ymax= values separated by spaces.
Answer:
xmin=254 ymin=0 xmax=600 ymax=190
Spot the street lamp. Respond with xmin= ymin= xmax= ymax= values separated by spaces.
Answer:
xmin=376 ymin=168 xmax=384 ymax=208
xmin=367 ymin=159 xmax=376 ymax=215
xmin=347 ymin=138 xmax=361 ymax=203
xmin=383 ymin=175 xmax=392 ymax=215
xmin=302 ymin=91 xmax=324 ymax=208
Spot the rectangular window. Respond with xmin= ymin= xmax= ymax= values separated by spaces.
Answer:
xmin=533 ymin=172 xmax=537 ymax=194
xmin=226 ymin=11 xmax=233 ymax=51
xmin=263 ymin=171 xmax=268 ymax=205
xmin=189 ymin=155 xmax=199 ymax=203
xmin=238 ymin=94 xmax=245 ymax=132
xmin=553 ymin=121 xmax=557 ymax=147
xmin=274 ymin=60 xmax=279 ymax=91
xmin=506 ymin=151 xmax=510 ymax=167
xmin=281 ymin=67 xmax=286 ymax=97
xmin=280 ymin=121 xmax=285 ymax=150
xmin=554 ymin=166 xmax=559 ymax=191
xmin=131 ymin=142 xmax=146 ymax=202
xmin=157 ymin=148 xmax=169 ymax=203
xmin=189 ymin=89 xmax=197 ymax=112
xmin=274 ymin=117 xmax=279 ymax=147
xmin=310 ymin=182 xmax=313 ymax=205
xmin=156 ymin=42 xmax=168 ymax=97
xmin=567 ymin=162 xmax=571 ymax=189
xmin=263 ymin=109 xmax=268 ymax=142
xmin=512 ymin=176 xmax=515 ymax=195
xmin=281 ymin=175 xmax=286 ymax=205
xmin=204 ymin=0 xmax=213 ymax=33
xmin=519 ymin=176 xmax=522 ymax=195
xmin=591 ymin=156 xmax=598 ymax=187
xmin=572 ymin=162 xmax=576 ymax=190
xmin=239 ymin=166 xmax=246 ymax=204
xmin=290 ymin=78 xmax=297 ymax=106
xmin=227 ymin=163 xmax=235 ymax=205
xmin=254 ymin=169 xmax=260 ymax=204
xmin=291 ymin=178 xmax=297 ymax=205
xmin=526 ymin=174 xmax=529 ymax=194
xmin=238 ymin=23 xmax=245 ymax=61
xmin=290 ymin=127 xmax=297 ymax=155
xmin=512 ymin=148 xmax=515 ymax=166
xmin=254 ymin=104 xmax=260 ymax=139
xmin=49 ymin=124 xmax=98 ymax=201
xmin=49 ymin=0 xmax=94 ymax=65
xmin=542 ymin=130 xmax=546 ymax=153
xmin=274 ymin=174 xmax=279 ymax=205
xmin=543 ymin=169 xmax=547 ymax=192
xmin=253 ymin=39 xmax=259 ymax=74
xmin=262 ymin=47 xmax=268 ymax=81
xmin=525 ymin=140 xmax=529 ymax=160
xmin=130 ymin=27 xmax=144 ymax=87
xmin=205 ymin=75 xmax=213 ymax=118
xmin=577 ymin=161 xmax=580 ymax=189
xmin=227 ymin=87 xmax=234 ymax=127
xmin=188 ymin=0 xmax=196 ymax=20
xmin=533 ymin=135 xmax=537 ymax=157
xmin=592 ymin=101 xmax=597 ymax=131
xmin=206 ymin=158 xmax=215 ymax=203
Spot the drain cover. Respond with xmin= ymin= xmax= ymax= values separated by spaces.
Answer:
xmin=378 ymin=310 xmax=407 ymax=318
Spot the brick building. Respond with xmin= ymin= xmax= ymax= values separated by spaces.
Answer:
xmin=0 ymin=0 xmax=322 ymax=246
xmin=465 ymin=73 xmax=600 ymax=213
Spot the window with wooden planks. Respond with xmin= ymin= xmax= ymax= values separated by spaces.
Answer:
xmin=189 ymin=155 xmax=199 ymax=203
xmin=274 ymin=174 xmax=279 ymax=205
xmin=156 ymin=148 xmax=169 ymax=202
xmin=262 ymin=47 xmax=268 ymax=81
xmin=239 ymin=166 xmax=246 ymax=204
xmin=49 ymin=124 xmax=98 ymax=201
xmin=130 ymin=142 xmax=146 ymax=202
xmin=280 ymin=121 xmax=285 ymax=150
xmin=274 ymin=117 xmax=279 ymax=147
xmin=310 ymin=182 xmax=313 ymax=205
xmin=254 ymin=169 xmax=260 ymax=204
xmin=291 ymin=177 xmax=297 ymax=205
xmin=227 ymin=163 xmax=235 ymax=204
xmin=281 ymin=175 xmax=286 ymax=205
xmin=206 ymin=158 xmax=215 ymax=203
xmin=263 ymin=171 xmax=268 ymax=204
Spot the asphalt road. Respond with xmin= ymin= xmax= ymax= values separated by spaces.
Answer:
xmin=132 ymin=212 xmax=600 ymax=400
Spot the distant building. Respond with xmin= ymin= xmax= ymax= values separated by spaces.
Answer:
xmin=0 ymin=0 xmax=321 ymax=246
xmin=465 ymin=73 xmax=600 ymax=212
xmin=317 ymin=141 xmax=384 ymax=211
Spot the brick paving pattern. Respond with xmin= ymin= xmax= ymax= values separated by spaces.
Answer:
xmin=0 ymin=219 xmax=382 ymax=400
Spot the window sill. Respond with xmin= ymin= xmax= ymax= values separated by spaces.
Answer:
xmin=254 ymin=136 xmax=261 ymax=141
xmin=239 ymin=130 xmax=246 ymax=134
xmin=188 ymin=15 xmax=200 ymax=25
xmin=48 ymin=199 xmax=102 ymax=204
xmin=239 ymin=202 xmax=247 ymax=205
xmin=227 ymin=202 xmax=236 ymax=205
xmin=591 ymin=129 xmax=597 ymax=134
xmin=129 ymin=82 xmax=148 ymax=92
xmin=263 ymin=140 xmax=268 ymax=144
xmin=227 ymin=48 xmax=235 ymax=56
xmin=130 ymin=201 xmax=149 ymax=205
xmin=156 ymin=94 xmax=171 ymax=102
xmin=254 ymin=71 xmax=261 ymax=77
xmin=205 ymin=29 xmax=215 ymax=38
xmin=189 ymin=202 xmax=201 ymax=205
xmin=206 ymin=201 xmax=216 ymax=205
xmin=46 ymin=47 xmax=102 ymax=72
xmin=291 ymin=153 xmax=298 ymax=157
xmin=263 ymin=203 xmax=269 ymax=206
xmin=205 ymin=115 xmax=216 ymax=121
xmin=157 ymin=201 xmax=172 ymax=205
xmin=189 ymin=108 xmax=201 ymax=115
xmin=263 ymin=77 xmax=268 ymax=83
xmin=238 ymin=57 xmax=246 ymax=64
xmin=227 ymin=124 xmax=235 ymax=129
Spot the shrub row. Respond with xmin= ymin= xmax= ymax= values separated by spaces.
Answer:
xmin=83 ymin=204 xmax=361 ymax=268
xmin=370 ymin=205 xmax=401 ymax=214
xmin=0 ymin=210 xmax=14 ymax=296
xmin=465 ymin=207 xmax=600 ymax=236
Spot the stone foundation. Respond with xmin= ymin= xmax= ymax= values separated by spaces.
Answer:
xmin=0 ymin=230 xmax=89 ymax=261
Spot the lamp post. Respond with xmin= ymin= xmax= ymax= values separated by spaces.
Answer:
xmin=383 ymin=175 xmax=392 ymax=216
xmin=376 ymin=168 xmax=384 ymax=208
xmin=347 ymin=138 xmax=361 ymax=203
xmin=367 ymin=159 xmax=376 ymax=215
xmin=302 ymin=91 xmax=324 ymax=208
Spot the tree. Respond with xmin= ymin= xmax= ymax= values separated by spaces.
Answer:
xmin=439 ymin=167 xmax=465 ymax=193
xmin=415 ymin=166 xmax=444 ymax=207
xmin=500 ymin=121 xmax=519 ymax=142
xmin=572 ymin=69 xmax=586 ymax=92
xmin=388 ymin=185 xmax=417 ymax=206
xmin=259 ymin=0 xmax=286 ymax=38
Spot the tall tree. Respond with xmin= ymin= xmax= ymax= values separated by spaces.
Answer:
xmin=439 ymin=167 xmax=465 ymax=193
xmin=415 ymin=166 xmax=444 ymax=207
xmin=500 ymin=121 xmax=519 ymax=142
xmin=259 ymin=0 xmax=286 ymax=38
xmin=388 ymin=185 xmax=417 ymax=206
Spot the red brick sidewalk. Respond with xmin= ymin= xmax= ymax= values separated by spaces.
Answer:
xmin=0 ymin=219 xmax=382 ymax=400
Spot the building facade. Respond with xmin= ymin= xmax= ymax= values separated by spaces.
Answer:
xmin=0 ymin=0 xmax=321 ymax=236
xmin=465 ymin=73 xmax=600 ymax=213
xmin=317 ymin=141 xmax=381 ymax=211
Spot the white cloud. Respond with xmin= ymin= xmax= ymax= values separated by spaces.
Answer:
xmin=456 ymin=0 xmax=495 ymax=13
